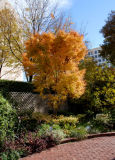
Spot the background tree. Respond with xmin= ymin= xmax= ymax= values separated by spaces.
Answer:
xmin=100 ymin=11 xmax=115 ymax=66
xmin=22 ymin=31 xmax=87 ymax=111
xmin=69 ymin=57 xmax=115 ymax=115
xmin=15 ymin=0 xmax=74 ymax=81
xmin=0 ymin=8 xmax=24 ymax=78
xmin=15 ymin=0 xmax=73 ymax=36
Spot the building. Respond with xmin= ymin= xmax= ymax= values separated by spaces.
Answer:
xmin=88 ymin=47 xmax=111 ymax=67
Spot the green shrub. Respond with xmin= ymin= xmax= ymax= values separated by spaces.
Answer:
xmin=88 ymin=127 xmax=100 ymax=134
xmin=32 ymin=112 xmax=52 ymax=124
xmin=88 ymin=113 xmax=112 ymax=133
xmin=76 ymin=114 xmax=87 ymax=123
xmin=37 ymin=124 xmax=51 ymax=137
xmin=18 ymin=117 xmax=38 ymax=132
xmin=52 ymin=115 xmax=79 ymax=129
xmin=0 ymin=93 xmax=17 ymax=146
xmin=70 ymin=126 xmax=88 ymax=139
xmin=51 ymin=115 xmax=79 ymax=138
xmin=37 ymin=124 xmax=66 ymax=143
xmin=110 ymin=108 xmax=115 ymax=129
xmin=51 ymin=130 xmax=66 ymax=143
xmin=16 ymin=111 xmax=42 ymax=132
xmin=51 ymin=124 xmax=61 ymax=130
xmin=93 ymin=113 xmax=112 ymax=129
xmin=0 ymin=150 xmax=20 ymax=160
xmin=94 ymin=113 xmax=111 ymax=125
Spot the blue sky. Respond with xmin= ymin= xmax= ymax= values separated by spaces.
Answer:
xmin=62 ymin=0 xmax=115 ymax=48
xmin=10 ymin=0 xmax=115 ymax=49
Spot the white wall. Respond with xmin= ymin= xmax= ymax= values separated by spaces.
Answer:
xmin=1 ymin=65 xmax=24 ymax=81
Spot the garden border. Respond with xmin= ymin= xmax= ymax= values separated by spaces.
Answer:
xmin=60 ymin=132 xmax=115 ymax=144
xmin=20 ymin=132 xmax=115 ymax=160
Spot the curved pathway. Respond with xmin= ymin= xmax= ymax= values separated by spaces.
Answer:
xmin=21 ymin=136 xmax=115 ymax=160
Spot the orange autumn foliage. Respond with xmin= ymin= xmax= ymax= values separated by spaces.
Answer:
xmin=23 ymin=30 xmax=87 ymax=110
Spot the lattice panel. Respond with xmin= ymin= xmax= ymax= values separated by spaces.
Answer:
xmin=9 ymin=92 xmax=49 ymax=113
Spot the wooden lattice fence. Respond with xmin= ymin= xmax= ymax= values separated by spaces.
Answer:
xmin=9 ymin=92 xmax=49 ymax=113
xmin=9 ymin=92 xmax=68 ymax=113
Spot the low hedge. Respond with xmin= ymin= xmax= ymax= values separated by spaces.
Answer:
xmin=0 ymin=80 xmax=35 ymax=92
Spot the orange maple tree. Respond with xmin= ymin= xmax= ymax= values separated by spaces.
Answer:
xmin=23 ymin=30 xmax=87 ymax=110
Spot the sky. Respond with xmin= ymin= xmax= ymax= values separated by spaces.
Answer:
xmin=58 ymin=0 xmax=115 ymax=49
xmin=9 ymin=0 xmax=115 ymax=49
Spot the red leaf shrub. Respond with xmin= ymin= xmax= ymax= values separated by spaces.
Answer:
xmin=1 ymin=132 xmax=56 ymax=158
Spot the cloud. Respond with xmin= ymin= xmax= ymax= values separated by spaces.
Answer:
xmin=58 ymin=0 xmax=71 ymax=7
xmin=50 ymin=0 xmax=73 ymax=9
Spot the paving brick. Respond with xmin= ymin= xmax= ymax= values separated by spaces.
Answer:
xmin=20 ymin=136 xmax=115 ymax=160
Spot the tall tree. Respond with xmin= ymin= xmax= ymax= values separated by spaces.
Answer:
xmin=15 ymin=0 xmax=72 ymax=36
xmin=0 ymin=8 xmax=24 ymax=78
xmin=100 ymin=11 xmax=115 ymax=66
xmin=22 ymin=31 xmax=87 ymax=111
xmin=15 ymin=0 xmax=74 ymax=82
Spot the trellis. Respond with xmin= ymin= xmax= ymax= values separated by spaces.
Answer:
xmin=9 ymin=92 xmax=49 ymax=113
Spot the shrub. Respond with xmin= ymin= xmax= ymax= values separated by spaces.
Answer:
xmin=24 ymin=135 xmax=47 ymax=154
xmin=94 ymin=113 xmax=111 ymax=125
xmin=76 ymin=114 xmax=86 ymax=122
xmin=52 ymin=115 xmax=79 ymax=129
xmin=43 ymin=136 xmax=57 ymax=148
xmin=93 ymin=113 xmax=112 ymax=129
xmin=51 ymin=130 xmax=66 ymax=143
xmin=88 ymin=127 xmax=100 ymax=134
xmin=52 ymin=116 xmax=79 ymax=137
xmin=110 ymin=108 xmax=115 ymax=129
xmin=1 ymin=132 xmax=57 ymax=158
xmin=23 ymin=134 xmax=56 ymax=154
xmin=70 ymin=126 xmax=88 ymax=140
xmin=88 ymin=113 xmax=112 ymax=133
xmin=37 ymin=124 xmax=51 ymax=137
xmin=0 ymin=150 xmax=20 ymax=160
xmin=25 ymin=133 xmax=56 ymax=153
xmin=32 ymin=112 xmax=52 ymax=124
xmin=0 ymin=93 xmax=17 ymax=146
xmin=16 ymin=111 xmax=41 ymax=132
xmin=17 ymin=116 xmax=38 ymax=132
xmin=37 ymin=124 xmax=66 ymax=143
xmin=18 ymin=118 xmax=38 ymax=132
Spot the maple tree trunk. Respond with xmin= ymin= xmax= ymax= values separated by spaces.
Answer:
xmin=0 ymin=68 xmax=1 ymax=79
xmin=29 ymin=75 xmax=33 ymax=82
xmin=0 ymin=65 xmax=2 ymax=79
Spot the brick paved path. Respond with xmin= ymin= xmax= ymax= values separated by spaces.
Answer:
xmin=21 ymin=136 xmax=115 ymax=160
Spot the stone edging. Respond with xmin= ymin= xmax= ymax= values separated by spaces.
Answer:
xmin=60 ymin=132 xmax=115 ymax=144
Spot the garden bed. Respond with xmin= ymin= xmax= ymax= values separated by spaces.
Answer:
xmin=61 ymin=131 xmax=115 ymax=144
xmin=20 ymin=132 xmax=115 ymax=160
xmin=0 ymin=95 xmax=115 ymax=160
